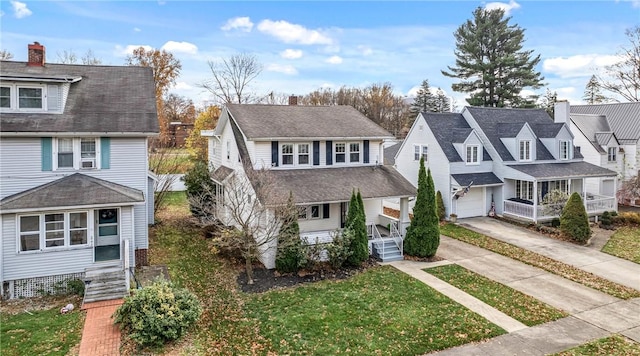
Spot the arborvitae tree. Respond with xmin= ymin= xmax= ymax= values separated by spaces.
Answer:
xmin=182 ymin=160 xmax=216 ymax=220
xmin=275 ymin=192 xmax=305 ymax=273
xmin=560 ymin=192 xmax=591 ymax=244
xmin=346 ymin=190 xmax=369 ymax=266
xmin=410 ymin=79 xmax=436 ymax=115
xmin=404 ymin=157 xmax=440 ymax=257
xmin=583 ymin=75 xmax=609 ymax=104
xmin=442 ymin=7 xmax=544 ymax=107
xmin=436 ymin=191 xmax=446 ymax=221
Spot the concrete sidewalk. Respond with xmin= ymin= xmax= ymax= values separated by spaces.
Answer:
xmin=459 ymin=217 xmax=640 ymax=291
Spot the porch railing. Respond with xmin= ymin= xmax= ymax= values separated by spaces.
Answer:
xmin=390 ymin=223 xmax=403 ymax=256
xmin=369 ymin=224 xmax=385 ymax=257
xmin=504 ymin=200 xmax=534 ymax=219
xmin=504 ymin=193 xmax=616 ymax=221
xmin=585 ymin=194 xmax=616 ymax=213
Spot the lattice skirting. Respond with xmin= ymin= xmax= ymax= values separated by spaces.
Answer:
xmin=4 ymin=272 xmax=86 ymax=299
xmin=135 ymin=248 xmax=149 ymax=267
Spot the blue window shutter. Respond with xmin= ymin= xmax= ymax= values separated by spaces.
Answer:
xmin=101 ymin=137 xmax=111 ymax=169
xmin=271 ymin=141 xmax=279 ymax=167
xmin=363 ymin=140 xmax=370 ymax=164
xmin=323 ymin=203 xmax=330 ymax=219
xmin=313 ymin=141 xmax=320 ymax=165
xmin=326 ymin=140 xmax=333 ymax=165
xmin=41 ymin=137 xmax=52 ymax=171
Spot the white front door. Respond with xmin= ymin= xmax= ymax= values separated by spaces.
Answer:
xmin=95 ymin=208 xmax=120 ymax=262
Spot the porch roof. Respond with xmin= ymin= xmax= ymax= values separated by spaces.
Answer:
xmin=0 ymin=173 xmax=144 ymax=213
xmin=270 ymin=166 xmax=416 ymax=204
xmin=507 ymin=161 xmax=617 ymax=180
xmin=452 ymin=172 xmax=503 ymax=187
xmin=211 ymin=165 xmax=234 ymax=183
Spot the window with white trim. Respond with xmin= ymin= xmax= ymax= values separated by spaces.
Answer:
xmin=548 ymin=180 xmax=568 ymax=193
xmin=18 ymin=211 xmax=90 ymax=252
xmin=349 ymin=143 xmax=360 ymax=163
xmin=335 ymin=143 xmax=346 ymax=163
xmin=18 ymin=87 xmax=44 ymax=109
xmin=0 ymin=86 xmax=11 ymax=108
xmin=298 ymin=143 xmax=310 ymax=165
xmin=281 ymin=143 xmax=294 ymax=165
xmin=0 ymin=84 xmax=47 ymax=111
xmin=414 ymin=144 xmax=428 ymax=161
xmin=226 ymin=140 xmax=231 ymax=160
xmin=466 ymin=145 xmax=479 ymax=164
xmin=519 ymin=140 xmax=531 ymax=161
xmin=515 ymin=180 xmax=534 ymax=201
xmin=559 ymin=140 xmax=570 ymax=160
xmin=607 ymin=147 xmax=617 ymax=162
xmin=54 ymin=137 xmax=99 ymax=170
xmin=299 ymin=205 xmax=323 ymax=220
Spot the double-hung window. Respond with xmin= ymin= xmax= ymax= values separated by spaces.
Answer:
xmin=18 ymin=211 xmax=90 ymax=252
xmin=81 ymin=139 xmax=97 ymax=168
xmin=414 ymin=145 xmax=421 ymax=161
xmin=0 ymin=86 xmax=11 ymax=108
xmin=55 ymin=137 xmax=99 ymax=170
xmin=18 ymin=87 xmax=43 ymax=109
xmin=559 ymin=140 xmax=570 ymax=160
xmin=519 ymin=140 xmax=531 ymax=161
xmin=57 ymin=138 xmax=74 ymax=169
xmin=298 ymin=144 xmax=310 ymax=165
xmin=349 ymin=143 xmax=360 ymax=163
xmin=281 ymin=144 xmax=294 ymax=165
xmin=607 ymin=147 xmax=617 ymax=162
xmin=466 ymin=145 xmax=479 ymax=164
xmin=19 ymin=216 xmax=40 ymax=251
xmin=335 ymin=143 xmax=346 ymax=163
xmin=0 ymin=84 xmax=47 ymax=111
xmin=515 ymin=180 xmax=534 ymax=201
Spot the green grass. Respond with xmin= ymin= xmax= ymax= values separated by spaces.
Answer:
xmin=149 ymin=149 xmax=193 ymax=174
xmin=163 ymin=191 xmax=187 ymax=208
xmin=425 ymin=264 xmax=568 ymax=326
xmin=0 ymin=306 xmax=84 ymax=356
xmin=553 ymin=334 xmax=640 ymax=355
xmin=602 ymin=226 xmax=640 ymax=263
xmin=245 ymin=266 xmax=505 ymax=355
xmin=440 ymin=223 xmax=640 ymax=300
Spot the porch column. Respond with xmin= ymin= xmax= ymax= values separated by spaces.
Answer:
xmin=399 ymin=197 xmax=410 ymax=235
xmin=533 ymin=180 xmax=538 ymax=222
xmin=614 ymin=176 xmax=619 ymax=212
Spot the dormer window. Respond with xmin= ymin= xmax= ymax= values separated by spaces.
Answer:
xmin=0 ymin=87 xmax=10 ymax=108
xmin=282 ymin=144 xmax=294 ymax=165
xmin=298 ymin=144 xmax=310 ymax=165
xmin=18 ymin=87 xmax=43 ymax=109
xmin=519 ymin=140 xmax=531 ymax=161
xmin=608 ymin=147 xmax=617 ymax=162
xmin=280 ymin=143 xmax=311 ymax=166
xmin=559 ymin=140 xmax=570 ymax=160
xmin=349 ymin=143 xmax=360 ymax=163
xmin=335 ymin=143 xmax=346 ymax=163
xmin=466 ymin=145 xmax=479 ymax=165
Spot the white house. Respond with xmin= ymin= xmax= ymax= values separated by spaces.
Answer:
xmin=394 ymin=102 xmax=618 ymax=223
xmin=0 ymin=43 xmax=158 ymax=299
xmin=203 ymin=101 xmax=416 ymax=266
xmin=570 ymin=102 xmax=640 ymax=205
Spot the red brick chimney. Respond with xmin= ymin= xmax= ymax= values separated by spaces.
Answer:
xmin=288 ymin=95 xmax=298 ymax=106
xmin=27 ymin=42 xmax=45 ymax=66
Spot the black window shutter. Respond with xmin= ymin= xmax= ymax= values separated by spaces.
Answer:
xmin=323 ymin=203 xmax=330 ymax=219
xmin=271 ymin=141 xmax=278 ymax=167
xmin=326 ymin=140 xmax=333 ymax=165
xmin=363 ymin=140 xmax=370 ymax=163
xmin=313 ymin=141 xmax=320 ymax=165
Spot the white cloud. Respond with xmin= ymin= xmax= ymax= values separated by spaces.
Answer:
xmin=115 ymin=44 xmax=153 ymax=56
xmin=161 ymin=41 xmax=198 ymax=55
xmin=325 ymin=55 xmax=343 ymax=64
xmin=11 ymin=1 xmax=32 ymax=18
xmin=357 ymin=45 xmax=373 ymax=56
xmin=543 ymin=54 xmax=621 ymax=78
xmin=174 ymin=82 xmax=193 ymax=90
xmin=133 ymin=27 xmax=141 ymax=32
xmin=280 ymin=49 xmax=303 ymax=59
xmin=257 ymin=19 xmax=332 ymax=45
xmin=266 ymin=63 xmax=298 ymax=75
xmin=221 ymin=17 xmax=253 ymax=32
xmin=484 ymin=0 xmax=521 ymax=15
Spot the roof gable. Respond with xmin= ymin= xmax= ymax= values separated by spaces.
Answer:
xmin=571 ymin=103 xmax=640 ymax=143
xmin=421 ymin=112 xmax=470 ymax=162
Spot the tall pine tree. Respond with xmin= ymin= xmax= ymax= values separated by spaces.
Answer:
xmin=411 ymin=79 xmax=436 ymax=115
xmin=442 ymin=7 xmax=544 ymax=108
xmin=403 ymin=157 xmax=440 ymax=257
xmin=583 ymin=75 xmax=608 ymax=104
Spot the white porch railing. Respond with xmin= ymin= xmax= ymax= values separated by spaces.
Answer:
xmin=370 ymin=224 xmax=385 ymax=257
xmin=585 ymin=194 xmax=616 ymax=213
xmin=123 ymin=239 xmax=131 ymax=291
xmin=390 ymin=223 xmax=403 ymax=256
xmin=503 ymin=193 xmax=617 ymax=222
xmin=503 ymin=200 xmax=535 ymax=219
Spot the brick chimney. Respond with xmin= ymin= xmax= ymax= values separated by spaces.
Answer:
xmin=27 ymin=42 xmax=45 ymax=66
xmin=288 ymin=95 xmax=298 ymax=106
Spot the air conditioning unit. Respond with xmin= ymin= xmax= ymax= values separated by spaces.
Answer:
xmin=81 ymin=158 xmax=96 ymax=169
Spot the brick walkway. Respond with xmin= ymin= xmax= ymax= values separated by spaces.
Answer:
xmin=79 ymin=299 xmax=124 ymax=356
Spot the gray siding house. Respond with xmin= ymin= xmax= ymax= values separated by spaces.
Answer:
xmin=394 ymin=102 xmax=617 ymax=222
xmin=203 ymin=103 xmax=416 ymax=266
xmin=0 ymin=43 xmax=158 ymax=299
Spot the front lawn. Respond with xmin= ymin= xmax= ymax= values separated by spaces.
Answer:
xmin=0 ymin=302 xmax=84 ymax=356
xmin=425 ymin=264 xmax=568 ymax=326
xmin=245 ymin=266 xmax=505 ymax=355
xmin=602 ymin=226 xmax=640 ymax=263
xmin=553 ymin=334 xmax=640 ymax=355
xmin=440 ymin=223 xmax=640 ymax=299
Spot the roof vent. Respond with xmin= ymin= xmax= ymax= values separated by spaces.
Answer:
xmin=27 ymin=42 xmax=45 ymax=67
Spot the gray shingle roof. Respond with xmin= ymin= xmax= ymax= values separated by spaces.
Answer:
xmin=570 ymin=114 xmax=611 ymax=154
xmin=571 ymin=103 xmax=640 ymax=143
xmin=451 ymin=172 xmax=503 ymax=187
xmin=0 ymin=173 xmax=144 ymax=212
xmin=211 ymin=165 xmax=234 ymax=183
xmin=421 ymin=112 xmax=469 ymax=162
xmin=383 ymin=142 xmax=401 ymax=165
xmin=531 ymin=123 xmax=565 ymax=138
xmin=466 ymin=106 xmax=557 ymax=161
xmin=499 ymin=123 xmax=525 ymax=137
xmin=0 ymin=61 xmax=158 ymax=134
xmin=507 ymin=161 xmax=617 ymax=179
xmin=226 ymin=104 xmax=393 ymax=140
xmin=270 ymin=166 xmax=416 ymax=204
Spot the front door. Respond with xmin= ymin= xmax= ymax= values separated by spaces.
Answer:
xmin=95 ymin=208 xmax=120 ymax=262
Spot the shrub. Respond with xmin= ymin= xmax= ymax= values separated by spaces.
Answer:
xmin=436 ymin=191 xmax=446 ymax=221
xmin=600 ymin=211 xmax=613 ymax=226
xmin=560 ymin=192 xmax=591 ymax=243
xmin=182 ymin=160 xmax=216 ymax=220
xmin=113 ymin=279 xmax=202 ymax=347
xmin=326 ymin=229 xmax=353 ymax=269
xmin=613 ymin=211 xmax=640 ymax=226
xmin=404 ymin=158 xmax=440 ymax=257
xmin=276 ymin=194 xmax=305 ymax=273
xmin=550 ymin=217 xmax=561 ymax=228
xmin=345 ymin=190 xmax=369 ymax=266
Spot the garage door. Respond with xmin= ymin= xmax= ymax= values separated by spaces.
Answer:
xmin=456 ymin=187 xmax=485 ymax=218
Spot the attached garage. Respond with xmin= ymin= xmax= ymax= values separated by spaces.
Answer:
xmin=455 ymin=187 xmax=485 ymax=218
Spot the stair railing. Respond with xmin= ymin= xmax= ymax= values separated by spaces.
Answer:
xmin=390 ymin=222 xmax=403 ymax=257
xmin=369 ymin=224 xmax=385 ymax=258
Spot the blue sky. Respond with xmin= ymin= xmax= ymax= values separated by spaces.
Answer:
xmin=1 ymin=0 xmax=639 ymax=108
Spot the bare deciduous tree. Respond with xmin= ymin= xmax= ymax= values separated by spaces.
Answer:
xmin=148 ymin=137 xmax=190 ymax=215
xmin=56 ymin=49 xmax=103 ymax=65
xmin=617 ymin=174 xmax=640 ymax=205
xmin=188 ymin=167 xmax=289 ymax=284
xmin=0 ymin=49 xmax=14 ymax=60
xmin=599 ymin=26 xmax=640 ymax=102
xmin=201 ymin=53 xmax=263 ymax=104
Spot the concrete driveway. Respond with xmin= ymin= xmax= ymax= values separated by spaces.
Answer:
xmin=458 ymin=217 xmax=640 ymax=291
